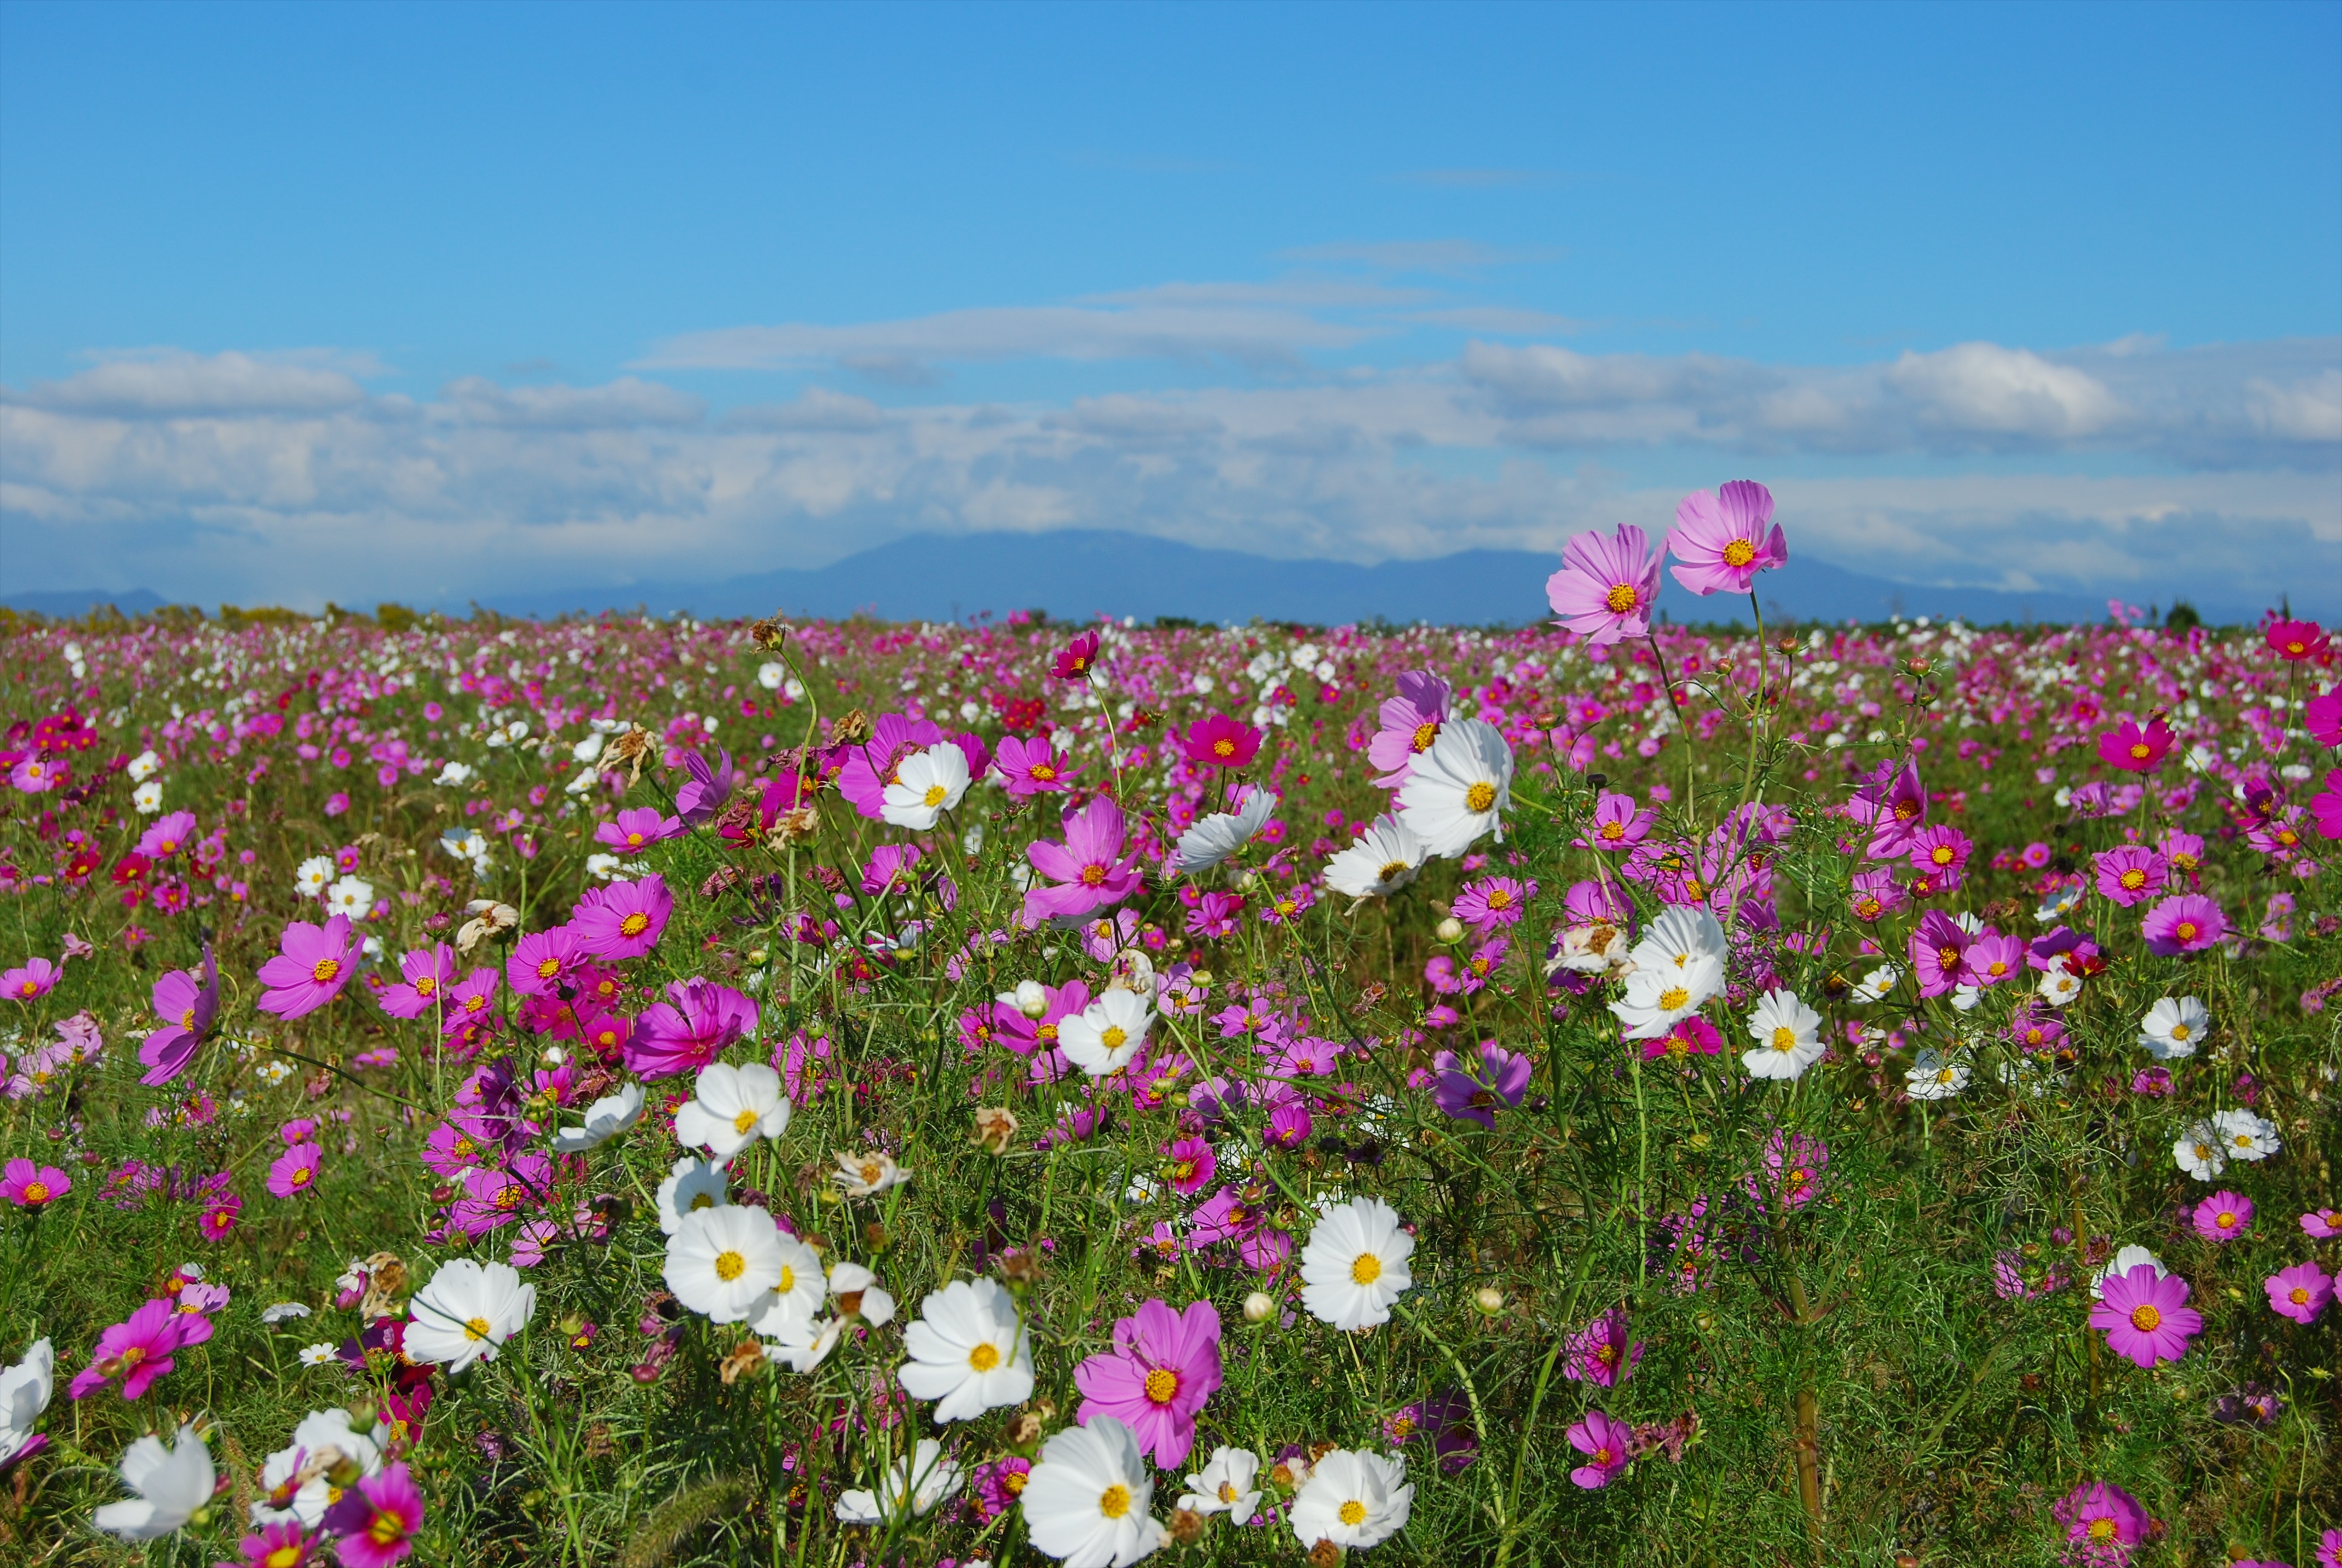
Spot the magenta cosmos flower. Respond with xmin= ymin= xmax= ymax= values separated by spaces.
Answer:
xmin=2092 ymin=846 xmax=2167 ymax=908
xmin=2089 ymin=1263 xmax=2200 ymax=1367
xmin=256 ymin=916 xmax=356 ymax=1019
xmin=1847 ymin=759 xmax=1926 ymax=859
xmin=2265 ymin=617 xmax=2331 ymax=662
xmin=2306 ymin=685 xmax=2342 ymax=747
xmin=324 ymin=1461 xmax=424 ymax=1568
xmin=1182 ymin=711 xmax=1262 ymax=770
xmin=2142 ymin=893 xmax=2227 ymax=957
xmin=1430 ymin=1041 xmax=1533 ymax=1128
xmin=1641 ymin=1015 xmax=1723 ymax=1064
xmin=139 ymin=945 xmax=220 ymax=1086
xmin=67 ymin=1296 xmax=212 ymax=1400
xmin=1 ymin=957 xmax=59 ymax=1002
xmin=1022 ymin=796 xmax=1143 ymax=925
xmin=1367 ymin=670 xmax=1450 ymax=789
xmin=1 ymin=1157 xmax=70 ymax=1208
xmin=626 ymin=977 xmax=758 ymax=1080
xmin=2191 ymin=1191 xmax=2254 ymax=1242
xmin=1666 ymin=481 xmax=1786 ymax=597
xmin=1565 ymin=1409 xmax=1632 ymax=1488
xmin=994 ymin=734 xmax=1082 ymax=798
xmin=2096 ymin=714 xmax=2176 ymax=773
xmin=595 ymin=806 xmax=681 ymax=854
xmin=1547 ymin=523 xmax=1663 ymax=645
xmin=1052 ymin=629 xmax=1101 ymax=680
xmin=2310 ymin=768 xmax=2342 ymax=843
xmin=2302 ymin=1208 xmax=2342 ymax=1240
xmin=673 ymin=747 xmax=735 ymax=826
xmin=379 ymin=943 xmax=456 ymax=1019
xmin=1072 ymin=1296 xmax=1223 ymax=1470
xmin=507 ymin=925 xmax=581 ymax=997
xmin=2265 ymin=1261 xmax=2333 ymax=1325
xmin=1909 ymin=910 xmax=1974 ymax=998
xmin=269 ymin=1142 xmax=324 ymax=1199
xmin=574 ymin=874 xmax=673 ymax=960
xmin=1563 ymin=1307 xmax=1642 ymax=1388
xmin=135 ymin=810 xmax=198 ymax=860
xmin=1162 ymin=1136 xmax=1216 ymax=1196
xmin=2056 ymin=1482 xmax=2149 ymax=1562
xmin=1584 ymin=791 xmax=1654 ymax=852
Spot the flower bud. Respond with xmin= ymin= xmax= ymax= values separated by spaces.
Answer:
xmin=1242 ymin=1290 xmax=1276 ymax=1324
xmin=1013 ymin=980 xmax=1049 ymax=1019
xmin=1434 ymin=917 xmax=1464 ymax=944
xmin=1473 ymin=1286 xmax=1505 ymax=1316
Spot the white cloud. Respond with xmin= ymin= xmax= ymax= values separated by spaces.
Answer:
xmin=23 ymin=350 xmax=368 ymax=416
xmin=1883 ymin=342 xmax=2120 ymax=438
xmin=2248 ymin=369 xmax=2342 ymax=442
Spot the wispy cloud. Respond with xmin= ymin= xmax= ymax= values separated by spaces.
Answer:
xmin=1274 ymin=239 xmax=1560 ymax=271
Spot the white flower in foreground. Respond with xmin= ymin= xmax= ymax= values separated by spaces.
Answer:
xmin=882 ymin=742 xmax=972 ymax=830
xmin=128 ymin=749 xmax=162 ymax=783
xmin=1060 ymin=989 xmax=1154 ymax=1076
xmin=665 ymin=1205 xmax=787 ymax=1324
xmin=1300 ymin=1196 xmax=1415 ymax=1331
xmin=297 ymin=1343 xmax=339 ymax=1367
xmin=405 ymin=1258 xmax=536 ymax=1372
xmin=132 ymin=780 xmax=164 ymax=814
xmin=1903 ymin=1049 xmax=1970 ymax=1100
xmin=1321 ymin=814 xmax=1426 ymax=899
xmin=94 ymin=1424 xmax=214 ymax=1540
xmin=826 ymin=1260 xmax=897 ymax=1327
xmin=1172 ymin=786 xmax=1277 ymax=874
xmin=1395 ymin=716 xmax=1513 ymax=858
xmin=1547 ymin=920 xmax=1631 ymax=977
xmin=1610 ymin=954 xmax=1723 ymax=1040
xmin=2090 ymin=1244 xmax=2168 ymax=1299
xmin=2037 ymin=964 xmax=2084 ymax=1007
xmin=252 ymin=1408 xmax=384 ymax=1527
xmin=673 ymin=1063 xmax=792 ymax=1160
xmin=552 ymin=1081 xmax=646 ymax=1153
xmin=2173 ymin=1122 xmax=2228 ymax=1181
xmin=898 ymin=1278 xmax=1034 ymax=1422
xmin=1290 ymin=1448 xmax=1413 ymax=1552
xmin=259 ymin=1302 xmax=311 ymax=1324
xmin=763 ymin=1260 xmax=896 ymax=1372
xmin=740 ymin=1231 xmax=828 ymax=1334
xmin=1180 ymin=1445 xmax=1262 ymax=1524
xmin=834 ymin=1436 xmax=963 ymax=1525
xmin=1631 ymin=904 xmax=1729 ymax=972
xmin=324 ymin=875 xmax=375 ymax=919
xmin=0 ymin=1338 xmax=52 ymax=1468
xmin=656 ymin=1156 xmax=730 ymax=1234
xmin=1741 ymin=989 xmax=1825 ymax=1081
xmin=1852 ymin=963 xmax=1901 ymax=1004
xmin=295 ymin=855 xmax=334 ymax=899
xmin=2210 ymin=1107 xmax=2281 ymax=1162
xmin=2136 ymin=997 xmax=2209 ymax=1062
xmin=833 ymin=1149 xmax=912 ymax=1198
xmin=1022 ymin=1415 xmax=1167 ymax=1568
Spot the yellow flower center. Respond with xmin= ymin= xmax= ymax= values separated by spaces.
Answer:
xmin=690 ymin=1192 xmax=715 ymax=1211
xmin=1464 ymin=782 xmax=1497 ymax=813
xmin=1100 ymin=1026 xmax=1127 ymax=1050
xmin=292 ymin=1166 xmax=313 ymax=1187
xmin=1931 ymin=846 xmax=1954 ymax=866
xmin=1771 ymin=1026 xmax=1797 ymax=1052
xmin=311 ymin=958 xmax=341 ymax=984
xmin=1603 ymin=583 xmax=1639 ymax=614
xmin=619 ymin=912 xmax=649 ymax=937
xmin=1378 ymin=860 xmax=1408 ymax=882
xmin=1351 ymin=1252 xmax=1382 ymax=1285
xmin=714 ymin=1251 xmax=746 ymax=1282
xmin=923 ymin=784 xmax=947 ymax=807
xmin=1031 ymin=764 xmax=1055 ymax=780
xmin=1659 ymin=987 xmax=1689 ymax=1011
xmin=2088 ymin=1519 xmax=2117 ymax=1541
xmin=1721 ymin=539 xmax=1756 ymax=568
xmin=2175 ymin=921 xmax=2198 ymax=941
xmin=1340 ymin=1499 xmax=1368 ymax=1525
xmin=537 ymin=958 xmax=561 ymax=979
xmin=1145 ymin=1368 xmax=1179 ymax=1403
xmin=780 ymin=1266 xmax=796 ymax=1293
xmin=266 ymin=1545 xmax=304 ymax=1568
xmin=2292 ymin=1287 xmax=2310 ymax=1305
xmin=968 ymin=1341 xmax=1001 ymax=1372
xmin=416 ymin=977 xmax=437 ymax=997
xmin=2129 ymin=742 xmax=2151 ymax=760
xmin=1410 ymin=720 xmax=1439 ymax=752
xmin=23 ymin=1182 xmax=48 ymax=1203
xmin=2216 ymin=1211 xmax=2235 ymax=1228
xmin=2120 ymin=869 xmax=2145 ymax=890
xmin=1213 ymin=738 xmax=1236 ymax=757
xmin=368 ymin=1512 xmax=405 ymax=1546
xmin=2169 ymin=1023 xmax=2190 ymax=1041
xmin=2129 ymin=1305 xmax=2160 ymax=1332
xmin=732 ymin=1107 xmax=762 ymax=1134
xmin=1099 ymin=1483 xmax=1131 ymax=1519
xmin=1218 ymin=1480 xmax=1238 ymax=1503
xmin=464 ymin=1316 xmax=491 ymax=1341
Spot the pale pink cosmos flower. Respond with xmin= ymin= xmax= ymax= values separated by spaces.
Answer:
xmin=1022 ymin=797 xmax=1143 ymax=926
xmin=1665 ymin=480 xmax=1786 ymax=597
xmin=255 ymin=917 xmax=356 ymax=1019
xmin=1366 ymin=672 xmax=1450 ymax=789
xmin=1546 ymin=524 xmax=1663 ymax=646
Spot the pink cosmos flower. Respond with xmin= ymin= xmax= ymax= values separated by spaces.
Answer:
xmin=2265 ymin=617 xmax=2330 ymax=662
xmin=1453 ymin=877 xmax=1530 ymax=931
xmin=2265 ymin=1261 xmax=2333 ymax=1325
xmin=255 ymin=916 xmax=355 ymax=1019
xmin=436 ymin=969 xmax=500 ymax=1035
xmin=379 ymin=944 xmax=457 ymax=1019
xmin=1847 ymin=759 xmax=1927 ymax=859
xmin=1182 ymin=712 xmax=1262 ymax=770
xmin=1909 ymin=910 xmax=1973 ymax=998
xmin=1666 ymin=480 xmax=1786 ymax=597
xmin=1581 ymin=791 xmax=1654 ymax=853
xmin=1747 ymin=1131 xmax=1827 ymax=1214
xmin=574 ymin=874 xmax=673 ymax=960
xmin=232 ymin=1521 xmax=320 ymax=1568
xmin=135 ymin=810 xmax=198 ymax=860
xmin=2306 ymin=685 xmax=2342 ymax=748
xmin=2191 ymin=1191 xmax=2254 ymax=1242
xmin=1847 ymin=869 xmax=1906 ymax=923
xmin=1 ymin=957 xmax=59 ymax=1003
xmin=138 ymin=945 xmax=220 ymax=1086
xmin=2055 ymin=1482 xmax=2148 ymax=1564
xmin=2089 ymin=1263 xmax=2200 ymax=1367
xmin=2301 ymin=1208 xmax=2341 ymax=1239
xmin=67 ymin=1297 xmax=211 ymax=1400
xmin=1367 ymin=670 xmax=1450 ymax=789
xmin=994 ymin=734 xmax=1082 ymax=797
xmin=1964 ymin=929 xmax=2024 ymax=988
xmin=2142 ymin=893 xmax=2227 ymax=957
xmin=324 ymin=1461 xmax=424 ymax=1567
xmin=2320 ymin=1528 xmax=2341 ymax=1568
xmin=2096 ymin=715 xmax=2176 ymax=773
xmin=1641 ymin=1015 xmax=1723 ymax=1064
xmin=8 ymin=755 xmax=64 ymax=793
xmin=2092 ymin=846 xmax=2168 ymax=908
xmin=269 ymin=1143 xmax=323 ymax=1199
xmin=199 ymin=1193 xmax=242 ymax=1240
xmin=595 ymin=806 xmax=682 ymax=854
xmin=1905 ymin=826 xmax=1972 ymax=885
xmin=1184 ymin=891 xmax=1244 ymax=940
xmin=1022 ymin=796 xmax=1143 ymax=926
xmin=673 ymin=747 xmax=735 ymax=826
xmin=1430 ymin=1041 xmax=1533 ymax=1128
xmin=1162 ymin=1136 xmax=1217 ymax=1197
xmin=1052 ymin=629 xmax=1101 ymax=680
xmin=626 ymin=978 xmax=758 ymax=1080
xmin=1072 ymin=1297 xmax=1223 ymax=1470
xmin=1 ymin=1157 xmax=70 ymax=1207
xmin=1565 ymin=1409 xmax=1632 ymax=1488
xmin=1547 ymin=523 xmax=1663 ymax=645
xmin=507 ymin=925 xmax=582 ymax=997
xmin=1563 ymin=1308 xmax=1642 ymax=1388
xmin=2310 ymin=768 xmax=2342 ymax=843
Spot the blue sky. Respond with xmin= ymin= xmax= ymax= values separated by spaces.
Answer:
xmin=2 ymin=0 xmax=2337 ymax=611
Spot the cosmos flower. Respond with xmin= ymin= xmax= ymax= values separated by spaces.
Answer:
xmin=1170 ymin=787 xmax=1278 ymax=875
xmin=1289 ymin=1448 xmax=1412 ymax=1549
xmin=1300 ymin=1197 xmax=1415 ymax=1330
xmin=0 ymin=957 xmax=60 ymax=1004
xmin=255 ymin=916 xmax=356 ymax=1019
xmin=1563 ymin=1308 xmax=1642 ymax=1388
xmin=1073 ymin=1297 xmax=1223 ymax=1470
xmin=1546 ymin=523 xmax=1663 ymax=645
xmin=1060 ymin=989 xmax=1154 ymax=1077
xmin=1666 ymin=480 xmax=1786 ymax=597
xmin=2135 ymin=996 xmax=2208 ymax=1060
xmin=403 ymin=1258 xmax=536 ymax=1373
xmin=572 ymin=875 xmax=673 ymax=960
xmin=551 ymin=1082 xmax=646 ymax=1153
xmin=68 ymin=1298 xmax=211 ymax=1402
xmin=626 ymin=978 xmax=759 ymax=1080
xmin=2054 ymin=1482 xmax=2148 ymax=1563
xmin=2265 ymin=1261 xmax=2333 ymax=1326
xmin=834 ymin=1437 xmax=963 ymax=1525
xmin=672 ymin=1063 xmax=792 ymax=1160
xmin=1395 ymin=717 xmax=1514 ymax=858
xmin=2 ymin=1158 xmax=71 ymax=1209
xmin=0 ymin=1338 xmax=53 ymax=1471
xmin=2088 ymin=1263 xmax=2200 ymax=1367
xmin=2097 ymin=715 xmax=2176 ymax=773
xmin=1741 ymin=990 xmax=1824 ymax=1081
xmin=322 ymin=1461 xmax=425 ymax=1568
xmin=1178 ymin=1446 xmax=1262 ymax=1524
xmin=2190 ymin=1191 xmax=2254 ymax=1242
xmin=594 ymin=806 xmax=681 ymax=854
xmin=1182 ymin=711 xmax=1263 ymax=770
xmin=93 ymin=1424 xmax=214 ymax=1540
xmin=664 ymin=1205 xmax=788 ymax=1324
xmin=1323 ymin=813 xmax=1427 ymax=899
xmin=2264 ymin=617 xmax=2330 ymax=662
xmin=2093 ymin=845 xmax=2168 ymax=908
xmin=1366 ymin=670 xmax=1450 ymax=789
xmin=1020 ymin=1415 xmax=1166 ymax=1568
xmin=1564 ymin=1409 xmax=1632 ymax=1489
xmin=377 ymin=944 xmax=456 ymax=1020
xmin=1903 ymin=1050 xmax=1970 ymax=1100
xmin=882 ymin=741 xmax=973 ymax=830
xmin=1430 ymin=1041 xmax=1533 ymax=1127
xmin=655 ymin=1156 xmax=730 ymax=1235
xmin=996 ymin=734 xmax=1083 ymax=797
xmin=898 ymin=1278 xmax=1034 ymax=1422
xmin=1027 ymin=796 xmax=1147 ymax=922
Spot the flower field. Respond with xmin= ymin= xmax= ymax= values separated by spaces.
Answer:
xmin=2 ymin=485 xmax=2339 ymax=1567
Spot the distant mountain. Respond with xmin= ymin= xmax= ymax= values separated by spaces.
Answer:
xmin=2 ymin=587 xmax=166 ymax=619
xmin=467 ymin=529 xmax=2130 ymax=628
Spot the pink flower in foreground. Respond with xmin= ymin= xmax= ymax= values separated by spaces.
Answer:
xmin=573 ymin=874 xmax=673 ymax=960
xmin=595 ymin=806 xmax=682 ymax=854
xmin=2305 ymin=686 xmax=2342 ymax=748
xmin=994 ymin=734 xmax=1081 ymax=797
xmin=378 ymin=943 xmax=456 ymax=1020
xmin=2190 ymin=1191 xmax=2254 ymax=1242
xmin=673 ymin=747 xmax=735 ymax=826
xmin=1665 ymin=480 xmax=1786 ymax=597
xmin=255 ymin=916 xmax=355 ymax=1019
xmin=138 ymin=946 xmax=220 ymax=1086
xmin=1051 ymin=629 xmax=1101 ymax=680
xmin=2310 ymin=768 xmax=2342 ymax=843
xmin=2265 ymin=1261 xmax=2333 ymax=1325
xmin=135 ymin=810 xmax=198 ymax=860
xmin=1367 ymin=670 xmax=1450 ymax=789
xmin=1565 ymin=1409 xmax=1632 ymax=1488
xmin=232 ymin=1521 xmax=319 ymax=1568
xmin=1547 ymin=523 xmax=1663 ymax=645
xmin=1 ymin=1157 xmax=70 ymax=1208
xmin=2088 ymin=1263 xmax=2200 ymax=1367
xmin=2092 ymin=846 xmax=2168 ymax=908
xmin=2265 ymin=617 xmax=2330 ymax=662
xmin=1162 ymin=1136 xmax=1217 ymax=1197
xmin=268 ymin=1143 xmax=324 ymax=1199
xmin=1 ymin=957 xmax=59 ymax=1002
xmin=67 ymin=1297 xmax=211 ymax=1400
xmin=324 ymin=1461 xmax=424 ymax=1567
xmin=2301 ymin=1207 xmax=2341 ymax=1239
xmin=1909 ymin=910 xmax=1973 ymax=998
xmin=1022 ymin=796 xmax=1143 ymax=926
xmin=1072 ymin=1297 xmax=1223 ymax=1470
xmin=2141 ymin=893 xmax=2227 ymax=957
xmin=2096 ymin=715 xmax=2175 ymax=773
xmin=2055 ymin=1481 xmax=2148 ymax=1564
xmin=626 ymin=978 xmax=758 ymax=1080
xmin=1182 ymin=711 xmax=1262 ymax=771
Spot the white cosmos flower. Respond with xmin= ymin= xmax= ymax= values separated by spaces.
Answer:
xmin=552 ymin=1081 xmax=646 ymax=1152
xmin=251 ymin=1408 xmax=385 ymax=1528
xmin=1321 ymin=814 xmax=1426 ymax=899
xmin=1609 ymin=954 xmax=1724 ymax=1040
xmin=1851 ymin=963 xmax=1901 ymax=1004
xmin=881 ymin=742 xmax=971 ymax=830
xmin=834 ymin=1436 xmax=964 ymax=1525
xmin=673 ymin=1063 xmax=792 ymax=1160
xmin=2038 ymin=964 xmax=2083 ymax=1006
xmin=324 ymin=876 xmax=374 ymax=919
xmin=1290 ymin=1449 xmax=1413 ymax=1551
xmin=297 ymin=1343 xmax=339 ymax=1367
xmin=2174 ymin=1122 xmax=2228 ymax=1180
xmin=259 ymin=1302 xmax=311 ymax=1324
xmin=1741 ymin=990 xmax=1826 ymax=1081
xmin=898 ymin=1278 xmax=1034 ymax=1422
xmin=656 ymin=1156 xmax=731 ymax=1235
xmin=1059 ymin=989 xmax=1154 ymax=1076
xmin=1021 ymin=1415 xmax=1167 ymax=1568
xmin=665 ymin=1205 xmax=787 ymax=1324
xmin=132 ymin=780 xmax=164 ymax=814
xmin=833 ymin=1149 xmax=912 ymax=1197
xmin=0 ymin=1338 xmax=53 ymax=1469
xmin=404 ymin=1258 xmax=537 ymax=1372
xmin=2090 ymin=1244 xmax=2168 ymax=1299
xmin=2210 ymin=1107 xmax=2281 ymax=1162
xmin=295 ymin=855 xmax=334 ymax=899
xmin=1903 ymin=1049 xmax=1970 ymax=1100
xmin=1629 ymin=904 xmax=1728 ymax=972
xmin=763 ymin=1260 xmax=898 ymax=1372
xmin=94 ymin=1424 xmax=214 ymax=1540
xmin=1547 ymin=921 xmax=1631 ymax=976
xmin=1299 ymin=1196 xmax=1415 ymax=1331
xmin=2137 ymin=997 xmax=2209 ymax=1061
xmin=739 ymin=1231 xmax=828 ymax=1337
xmin=128 ymin=749 xmax=162 ymax=783
xmin=434 ymin=761 xmax=475 ymax=786
xmin=1172 ymin=786 xmax=1277 ymax=874
xmin=1394 ymin=716 xmax=1514 ymax=859
xmin=826 ymin=1260 xmax=896 ymax=1326
xmin=1179 ymin=1445 xmax=1262 ymax=1524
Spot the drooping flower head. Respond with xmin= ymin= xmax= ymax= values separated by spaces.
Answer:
xmin=1430 ymin=1041 xmax=1533 ymax=1127
xmin=1547 ymin=523 xmax=1663 ymax=646
xmin=1395 ymin=717 xmax=1514 ymax=859
xmin=136 ymin=944 xmax=218 ymax=1087
xmin=1666 ymin=480 xmax=1786 ymax=597
xmin=1847 ymin=759 xmax=1926 ymax=860
xmin=1565 ymin=1409 xmax=1632 ymax=1489
xmin=672 ymin=747 xmax=735 ymax=826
